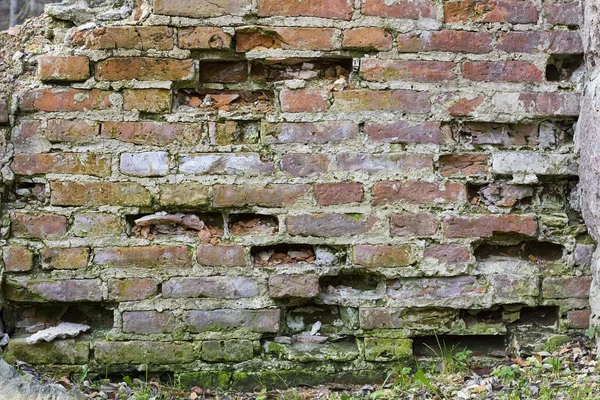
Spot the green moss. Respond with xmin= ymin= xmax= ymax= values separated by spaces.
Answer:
xmin=232 ymin=370 xmax=333 ymax=391
xmin=176 ymin=371 xmax=231 ymax=390
xmin=4 ymin=338 xmax=89 ymax=365
xmin=541 ymin=335 xmax=571 ymax=352
xmin=363 ymin=338 xmax=413 ymax=363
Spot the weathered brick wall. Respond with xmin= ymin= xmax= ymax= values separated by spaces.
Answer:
xmin=0 ymin=0 xmax=592 ymax=389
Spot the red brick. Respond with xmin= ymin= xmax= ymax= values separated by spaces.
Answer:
xmin=497 ymin=31 xmax=583 ymax=54
xmin=424 ymin=244 xmax=472 ymax=264
xmin=123 ymin=89 xmax=172 ymax=113
xmin=200 ymin=61 xmax=248 ymax=83
xmin=398 ymin=31 xmax=493 ymax=53
xmin=362 ymin=0 xmax=435 ymax=18
xmin=163 ymin=276 xmax=259 ymax=299
xmin=94 ymin=246 xmax=192 ymax=268
xmin=281 ymin=154 xmax=328 ymax=177
xmin=391 ymin=212 xmax=438 ymax=237
xmin=332 ymin=90 xmax=430 ymax=113
xmin=364 ymin=121 xmax=445 ymax=144
xmin=315 ymin=182 xmax=364 ymax=206
xmin=462 ymin=61 xmax=543 ymax=82
xmin=544 ymin=3 xmax=581 ymax=26
xmin=101 ymin=122 xmax=200 ymax=146
xmin=337 ymin=153 xmax=433 ymax=174
xmin=444 ymin=0 xmax=538 ymax=23
xmin=180 ymin=153 xmax=275 ymax=176
xmin=4 ymin=279 xmax=102 ymax=302
xmin=542 ymin=276 xmax=592 ymax=299
xmin=95 ymin=58 xmax=195 ymax=82
xmin=361 ymin=60 xmax=457 ymax=82
xmin=38 ymin=56 xmax=90 ymax=81
xmin=444 ymin=95 xmax=485 ymax=116
xmin=443 ymin=214 xmax=538 ymax=238
xmin=373 ymin=181 xmax=467 ymax=205
xmin=12 ymin=153 xmax=111 ymax=177
xmin=108 ymin=278 xmax=158 ymax=301
xmin=268 ymin=275 xmax=320 ymax=298
xmin=3 ymin=246 xmax=34 ymax=272
xmin=236 ymin=27 xmax=336 ymax=52
xmin=74 ymin=26 xmax=174 ymax=50
xmin=40 ymin=248 xmax=89 ymax=270
xmin=153 ymin=0 xmax=251 ymax=17
xmin=12 ymin=213 xmax=67 ymax=239
xmin=354 ymin=245 xmax=419 ymax=267
xmin=567 ymin=310 xmax=591 ymax=328
xmin=258 ymin=0 xmax=353 ymax=19
xmin=50 ymin=182 xmax=152 ymax=207
xmin=72 ymin=213 xmax=122 ymax=237
xmin=287 ymin=213 xmax=376 ymax=237
xmin=439 ymin=154 xmax=488 ymax=177
xmin=183 ymin=309 xmax=280 ymax=333
xmin=122 ymin=311 xmax=175 ymax=334
xmin=514 ymin=92 xmax=581 ymax=117
xmin=280 ymin=89 xmax=330 ymax=113
xmin=342 ymin=28 xmax=393 ymax=51
xmin=197 ymin=244 xmax=246 ymax=267
xmin=20 ymin=89 xmax=112 ymax=112
xmin=262 ymin=121 xmax=358 ymax=143
xmin=45 ymin=120 xmax=100 ymax=143
xmin=213 ymin=184 xmax=309 ymax=207
xmin=178 ymin=27 xmax=233 ymax=50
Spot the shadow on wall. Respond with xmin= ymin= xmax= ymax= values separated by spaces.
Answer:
xmin=0 ymin=0 xmax=56 ymax=31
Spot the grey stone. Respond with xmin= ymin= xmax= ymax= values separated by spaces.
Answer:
xmin=0 ymin=358 xmax=83 ymax=400
xmin=26 ymin=322 xmax=90 ymax=344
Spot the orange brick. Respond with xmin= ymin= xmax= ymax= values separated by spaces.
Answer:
xmin=11 ymin=153 xmax=111 ymax=177
xmin=95 ymin=57 xmax=195 ymax=82
xmin=342 ymin=28 xmax=393 ymax=51
xmin=38 ymin=56 xmax=90 ymax=81
xmin=236 ymin=27 xmax=336 ymax=52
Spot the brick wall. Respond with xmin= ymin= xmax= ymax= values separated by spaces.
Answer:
xmin=0 ymin=0 xmax=592 ymax=389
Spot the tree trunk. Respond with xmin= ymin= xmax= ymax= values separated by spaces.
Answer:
xmin=9 ymin=0 xmax=19 ymax=27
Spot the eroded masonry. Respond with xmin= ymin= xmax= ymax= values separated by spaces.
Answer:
xmin=0 ymin=0 xmax=593 ymax=389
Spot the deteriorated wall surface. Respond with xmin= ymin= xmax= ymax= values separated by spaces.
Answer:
xmin=0 ymin=0 xmax=593 ymax=389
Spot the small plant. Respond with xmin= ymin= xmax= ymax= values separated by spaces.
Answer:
xmin=423 ymin=335 xmax=471 ymax=374
xmin=256 ymin=387 xmax=268 ymax=400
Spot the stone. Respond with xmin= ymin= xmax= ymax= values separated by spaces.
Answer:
xmin=26 ymin=322 xmax=90 ymax=344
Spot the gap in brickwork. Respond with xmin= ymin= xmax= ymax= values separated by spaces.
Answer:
xmin=510 ymin=306 xmax=560 ymax=327
xmin=252 ymin=244 xmax=316 ymax=266
xmin=9 ymin=181 xmax=47 ymax=205
xmin=4 ymin=303 xmax=114 ymax=336
xmin=546 ymin=54 xmax=584 ymax=81
xmin=460 ymin=308 xmax=503 ymax=327
xmin=413 ymin=335 xmax=506 ymax=358
xmin=126 ymin=212 xmax=224 ymax=240
xmin=229 ymin=213 xmax=279 ymax=236
xmin=474 ymin=241 xmax=564 ymax=262
xmin=284 ymin=304 xmax=356 ymax=338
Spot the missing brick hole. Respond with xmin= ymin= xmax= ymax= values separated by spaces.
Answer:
xmin=546 ymin=54 xmax=584 ymax=81
xmin=229 ymin=214 xmax=278 ymax=236
xmin=474 ymin=241 xmax=563 ymax=262
xmin=285 ymin=303 xmax=356 ymax=337
xmin=320 ymin=273 xmax=381 ymax=292
xmin=468 ymin=183 xmax=534 ymax=207
xmin=177 ymin=89 xmax=273 ymax=113
xmin=200 ymin=61 xmax=249 ymax=84
xmin=510 ymin=306 xmax=559 ymax=327
xmin=450 ymin=121 xmax=539 ymax=147
xmin=461 ymin=308 xmax=503 ymax=327
xmin=252 ymin=58 xmax=352 ymax=82
xmin=413 ymin=335 xmax=506 ymax=358
xmin=252 ymin=244 xmax=315 ymax=266
xmin=8 ymin=181 xmax=46 ymax=205
xmin=3 ymin=303 xmax=114 ymax=336
xmin=126 ymin=212 xmax=224 ymax=244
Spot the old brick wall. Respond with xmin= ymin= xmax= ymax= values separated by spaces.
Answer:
xmin=0 ymin=0 xmax=592 ymax=389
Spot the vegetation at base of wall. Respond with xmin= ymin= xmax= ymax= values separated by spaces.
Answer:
xmin=9 ymin=335 xmax=599 ymax=400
